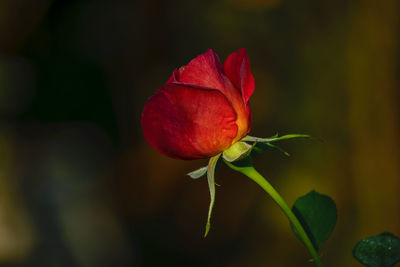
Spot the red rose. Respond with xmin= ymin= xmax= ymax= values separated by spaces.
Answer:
xmin=141 ymin=48 xmax=254 ymax=160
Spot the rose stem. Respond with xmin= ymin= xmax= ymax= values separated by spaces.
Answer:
xmin=226 ymin=162 xmax=323 ymax=267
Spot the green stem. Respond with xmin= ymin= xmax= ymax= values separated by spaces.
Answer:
xmin=227 ymin=162 xmax=323 ymax=267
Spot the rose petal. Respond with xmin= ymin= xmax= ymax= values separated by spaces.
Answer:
xmin=176 ymin=49 xmax=244 ymax=105
xmin=246 ymin=102 xmax=252 ymax=133
xmin=223 ymin=48 xmax=255 ymax=104
xmin=177 ymin=49 xmax=226 ymax=92
xmin=175 ymin=49 xmax=250 ymax=142
xmin=166 ymin=69 xmax=178 ymax=83
xmin=141 ymin=83 xmax=238 ymax=159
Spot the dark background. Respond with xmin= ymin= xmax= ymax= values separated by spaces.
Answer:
xmin=0 ymin=0 xmax=399 ymax=266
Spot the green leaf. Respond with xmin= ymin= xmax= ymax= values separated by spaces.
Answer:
xmin=353 ymin=232 xmax=400 ymax=267
xmin=204 ymin=154 xmax=221 ymax=237
xmin=187 ymin=166 xmax=208 ymax=179
xmin=222 ymin=141 xmax=253 ymax=162
xmin=291 ymin=190 xmax=337 ymax=251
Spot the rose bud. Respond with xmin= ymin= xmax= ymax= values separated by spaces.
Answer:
xmin=141 ymin=48 xmax=254 ymax=160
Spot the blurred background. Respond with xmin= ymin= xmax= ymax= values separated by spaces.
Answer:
xmin=0 ymin=0 xmax=399 ymax=266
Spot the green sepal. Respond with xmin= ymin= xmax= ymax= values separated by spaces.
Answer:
xmin=241 ymin=133 xmax=311 ymax=158
xmin=187 ymin=166 xmax=208 ymax=179
xmin=353 ymin=232 xmax=400 ymax=267
xmin=251 ymin=142 xmax=290 ymax=156
xmin=204 ymin=153 xmax=221 ymax=237
xmin=223 ymin=154 xmax=253 ymax=170
xmin=291 ymin=190 xmax=337 ymax=251
xmin=242 ymin=133 xmax=312 ymax=143
xmin=222 ymin=141 xmax=253 ymax=162
xmin=187 ymin=157 xmax=223 ymax=179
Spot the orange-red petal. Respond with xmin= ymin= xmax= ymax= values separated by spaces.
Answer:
xmin=177 ymin=49 xmax=250 ymax=142
xmin=177 ymin=49 xmax=226 ymax=92
xmin=223 ymin=48 xmax=255 ymax=104
xmin=141 ymin=83 xmax=238 ymax=159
